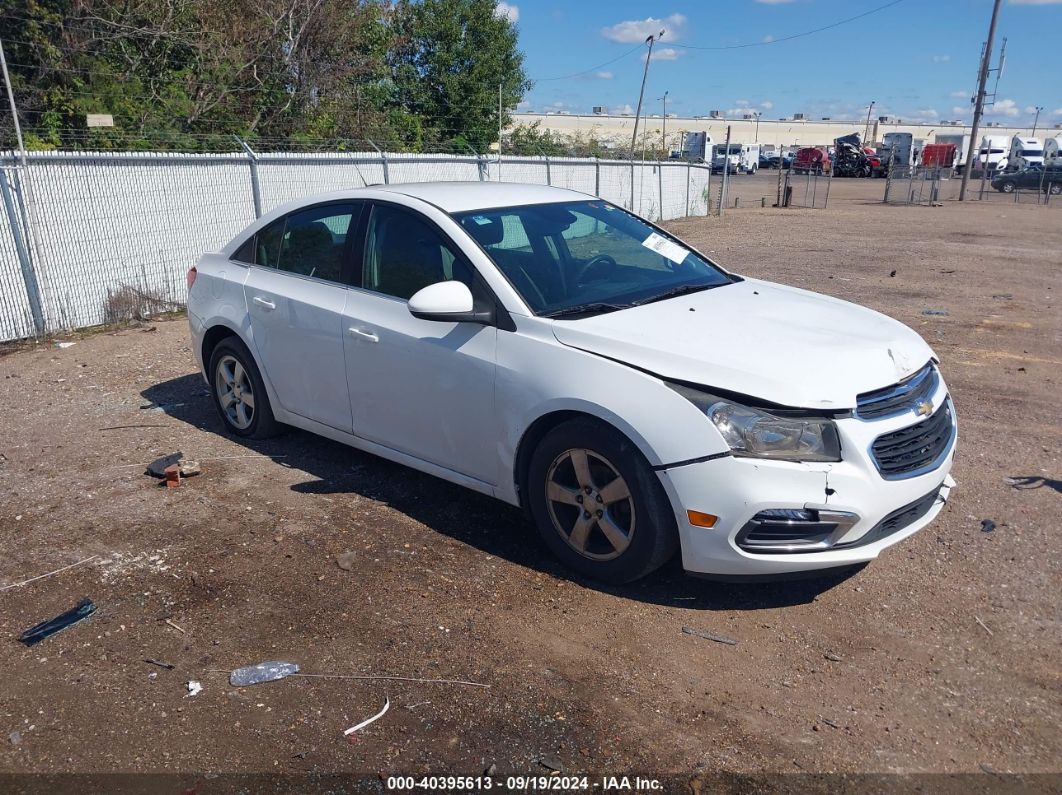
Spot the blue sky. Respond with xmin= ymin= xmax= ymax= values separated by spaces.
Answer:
xmin=500 ymin=0 xmax=1062 ymax=127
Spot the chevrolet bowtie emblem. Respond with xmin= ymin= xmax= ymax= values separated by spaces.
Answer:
xmin=915 ymin=400 xmax=934 ymax=417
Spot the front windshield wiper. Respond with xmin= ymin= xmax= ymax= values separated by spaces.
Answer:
xmin=631 ymin=282 xmax=724 ymax=307
xmin=543 ymin=302 xmax=632 ymax=319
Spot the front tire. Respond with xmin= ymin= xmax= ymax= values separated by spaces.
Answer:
xmin=527 ymin=419 xmax=678 ymax=583
xmin=999 ymin=181 xmax=1015 ymax=194
xmin=209 ymin=337 xmax=279 ymax=439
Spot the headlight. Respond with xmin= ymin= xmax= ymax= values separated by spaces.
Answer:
xmin=670 ymin=384 xmax=841 ymax=462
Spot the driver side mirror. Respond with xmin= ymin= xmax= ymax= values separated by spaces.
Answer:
xmin=407 ymin=281 xmax=494 ymax=325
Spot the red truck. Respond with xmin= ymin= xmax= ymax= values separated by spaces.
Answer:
xmin=920 ymin=143 xmax=957 ymax=170
xmin=793 ymin=146 xmax=830 ymax=175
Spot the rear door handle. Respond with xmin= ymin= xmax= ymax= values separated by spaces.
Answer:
xmin=253 ymin=296 xmax=276 ymax=311
xmin=348 ymin=327 xmax=378 ymax=343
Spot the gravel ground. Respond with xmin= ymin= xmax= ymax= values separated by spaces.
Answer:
xmin=0 ymin=189 xmax=1059 ymax=786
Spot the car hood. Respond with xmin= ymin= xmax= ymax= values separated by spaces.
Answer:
xmin=551 ymin=278 xmax=935 ymax=410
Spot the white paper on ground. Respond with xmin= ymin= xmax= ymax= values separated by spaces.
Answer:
xmin=641 ymin=232 xmax=690 ymax=264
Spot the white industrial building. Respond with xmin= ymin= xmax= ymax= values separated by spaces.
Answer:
xmin=511 ymin=111 xmax=1050 ymax=153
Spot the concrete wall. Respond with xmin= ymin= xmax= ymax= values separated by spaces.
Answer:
xmin=512 ymin=112 xmax=1055 ymax=152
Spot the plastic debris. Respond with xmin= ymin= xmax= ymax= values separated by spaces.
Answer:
xmin=343 ymin=697 xmax=389 ymax=736
xmin=230 ymin=661 xmax=300 ymax=687
xmin=681 ymin=626 xmax=738 ymax=646
xmin=18 ymin=598 xmax=96 ymax=646
xmin=185 ymin=680 xmax=202 ymax=697
xmin=146 ymin=453 xmax=183 ymax=478
xmin=54 ymin=341 xmax=76 ymax=349
xmin=980 ymin=519 xmax=996 ymax=533
xmin=921 ymin=309 xmax=949 ymax=316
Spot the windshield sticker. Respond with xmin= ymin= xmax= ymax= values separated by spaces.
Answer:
xmin=468 ymin=215 xmax=491 ymax=225
xmin=642 ymin=232 xmax=690 ymax=264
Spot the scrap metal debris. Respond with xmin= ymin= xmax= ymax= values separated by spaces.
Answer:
xmin=681 ymin=626 xmax=738 ymax=646
xmin=0 ymin=555 xmax=99 ymax=593
xmin=922 ymin=309 xmax=949 ymax=316
xmin=18 ymin=598 xmax=97 ymax=646
xmin=343 ymin=697 xmax=389 ymax=736
xmin=144 ymin=658 xmax=175 ymax=670
xmin=230 ymin=661 xmax=300 ymax=686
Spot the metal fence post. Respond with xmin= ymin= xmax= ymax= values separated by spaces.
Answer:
xmin=685 ymin=162 xmax=690 ymax=217
xmin=545 ymin=154 xmax=551 ymax=186
xmin=235 ymin=137 xmax=263 ymax=218
xmin=630 ymin=160 xmax=636 ymax=211
xmin=595 ymin=157 xmax=601 ymax=197
xmin=368 ymin=139 xmax=390 ymax=184
xmin=0 ymin=167 xmax=45 ymax=336
xmin=657 ymin=162 xmax=664 ymax=221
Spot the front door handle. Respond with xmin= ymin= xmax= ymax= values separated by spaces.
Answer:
xmin=348 ymin=327 xmax=379 ymax=343
xmin=253 ymin=296 xmax=276 ymax=311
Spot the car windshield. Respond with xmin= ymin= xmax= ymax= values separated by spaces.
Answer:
xmin=453 ymin=200 xmax=733 ymax=317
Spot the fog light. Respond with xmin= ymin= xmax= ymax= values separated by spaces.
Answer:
xmin=737 ymin=508 xmax=860 ymax=553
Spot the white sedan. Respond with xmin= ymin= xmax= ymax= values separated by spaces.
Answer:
xmin=187 ymin=183 xmax=956 ymax=583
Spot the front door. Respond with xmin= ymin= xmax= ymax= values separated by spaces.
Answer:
xmin=342 ymin=202 xmax=498 ymax=485
xmin=244 ymin=202 xmax=361 ymax=433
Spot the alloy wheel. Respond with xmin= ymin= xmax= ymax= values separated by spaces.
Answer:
xmin=215 ymin=354 xmax=255 ymax=430
xmin=545 ymin=448 xmax=635 ymax=561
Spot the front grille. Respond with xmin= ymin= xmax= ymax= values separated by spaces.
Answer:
xmin=856 ymin=363 xmax=938 ymax=419
xmin=871 ymin=399 xmax=955 ymax=478
xmin=840 ymin=486 xmax=942 ymax=549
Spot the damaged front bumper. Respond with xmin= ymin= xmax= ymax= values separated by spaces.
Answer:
xmin=657 ymin=401 xmax=957 ymax=578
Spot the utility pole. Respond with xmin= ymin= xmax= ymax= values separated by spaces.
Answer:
xmin=754 ymin=111 xmax=761 ymax=143
xmin=863 ymin=100 xmax=875 ymax=143
xmin=960 ymin=0 xmax=1003 ymax=201
xmin=659 ymin=91 xmax=668 ymax=160
xmin=630 ymin=30 xmax=664 ymax=160
xmin=1031 ymin=106 xmax=1043 ymax=136
xmin=498 ymin=83 xmax=503 ymax=180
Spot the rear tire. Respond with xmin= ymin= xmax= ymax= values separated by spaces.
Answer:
xmin=999 ymin=181 xmax=1015 ymax=194
xmin=527 ymin=418 xmax=678 ymax=583
xmin=208 ymin=337 xmax=280 ymax=439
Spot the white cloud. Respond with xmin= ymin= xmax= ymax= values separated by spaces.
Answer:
xmin=611 ymin=103 xmax=635 ymax=115
xmin=595 ymin=71 xmax=613 ymax=79
xmin=646 ymin=47 xmax=683 ymax=62
xmin=932 ymin=54 xmax=951 ymax=63
xmin=601 ymin=13 xmax=686 ymax=43
xmin=950 ymin=90 xmax=969 ymax=98
xmin=735 ymin=99 xmax=750 ymax=107
xmin=760 ymin=100 xmax=774 ymax=110
xmin=989 ymin=98 xmax=1022 ymax=117
xmin=951 ymin=106 xmax=969 ymax=116
xmin=1024 ymin=105 xmax=1039 ymax=114
xmin=516 ymin=100 xmax=531 ymax=110
xmin=911 ymin=108 xmax=940 ymax=121
xmin=494 ymin=2 xmax=519 ymax=22
xmin=1053 ymin=108 xmax=1062 ymax=116
xmin=762 ymin=34 xmax=775 ymax=43
xmin=1010 ymin=0 xmax=1062 ymax=5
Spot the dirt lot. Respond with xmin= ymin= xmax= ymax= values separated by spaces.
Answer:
xmin=0 ymin=192 xmax=1059 ymax=787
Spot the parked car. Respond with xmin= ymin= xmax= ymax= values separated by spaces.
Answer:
xmin=793 ymin=146 xmax=830 ymax=175
xmin=991 ymin=164 xmax=1062 ymax=194
xmin=187 ymin=183 xmax=957 ymax=583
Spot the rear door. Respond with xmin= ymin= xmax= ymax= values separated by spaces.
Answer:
xmin=342 ymin=202 xmax=498 ymax=484
xmin=243 ymin=202 xmax=362 ymax=433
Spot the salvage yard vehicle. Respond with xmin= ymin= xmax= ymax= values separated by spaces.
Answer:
xmin=991 ymin=164 xmax=1062 ymax=194
xmin=187 ymin=183 xmax=957 ymax=583
xmin=793 ymin=146 xmax=829 ymax=175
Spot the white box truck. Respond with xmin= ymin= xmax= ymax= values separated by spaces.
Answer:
xmin=1008 ymin=136 xmax=1044 ymax=171
xmin=879 ymin=132 xmax=925 ymax=168
xmin=1045 ymin=136 xmax=1062 ymax=166
xmin=680 ymin=131 xmax=714 ymax=163
xmin=740 ymin=144 xmax=761 ymax=174
xmin=711 ymin=143 xmax=743 ymax=174
xmin=935 ymin=133 xmax=971 ymax=173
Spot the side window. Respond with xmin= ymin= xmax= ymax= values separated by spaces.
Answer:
xmin=363 ymin=204 xmax=474 ymax=300
xmin=233 ymin=236 xmax=256 ymax=264
xmin=256 ymin=218 xmax=285 ymax=269
xmin=275 ymin=204 xmax=356 ymax=283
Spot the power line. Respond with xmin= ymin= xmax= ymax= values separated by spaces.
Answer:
xmin=670 ymin=0 xmax=907 ymax=51
xmin=533 ymin=43 xmax=645 ymax=82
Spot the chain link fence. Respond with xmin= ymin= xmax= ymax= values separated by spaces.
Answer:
xmin=0 ymin=147 xmax=713 ymax=342
xmin=882 ymin=166 xmax=1062 ymax=206
xmin=778 ymin=168 xmax=832 ymax=209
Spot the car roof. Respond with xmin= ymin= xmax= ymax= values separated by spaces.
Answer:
xmin=373 ymin=181 xmax=590 ymax=213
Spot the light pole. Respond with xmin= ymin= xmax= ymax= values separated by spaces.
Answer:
xmin=1031 ymin=106 xmax=1043 ymax=136
xmin=629 ymin=29 xmax=664 ymax=160
xmin=658 ymin=91 xmax=669 ymax=159
xmin=754 ymin=111 xmax=761 ymax=142
xmin=863 ymin=100 xmax=875 ymax=143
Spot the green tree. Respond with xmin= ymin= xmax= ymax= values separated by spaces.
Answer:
xmin=387 ymin=0 xmax=529 ymax=152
